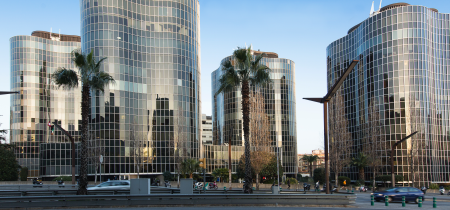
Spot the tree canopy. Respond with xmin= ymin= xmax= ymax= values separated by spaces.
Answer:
xmin=0 ymin=145 xmax=20 ymax=181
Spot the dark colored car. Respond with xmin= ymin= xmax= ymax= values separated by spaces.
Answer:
xmin=372 ymin=187 xmax=424 ymax=204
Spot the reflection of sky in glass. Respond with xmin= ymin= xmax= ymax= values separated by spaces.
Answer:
xmin=79 ymin=0 xmax=201 ymax=175
xmin=327 ymin=5 xmax=450 ymax=185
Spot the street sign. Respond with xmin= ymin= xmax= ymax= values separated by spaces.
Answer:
xmin=100 ymin=155 xmax=103 ymax=163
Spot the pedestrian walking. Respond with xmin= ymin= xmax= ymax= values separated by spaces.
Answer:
xmin=287 ymin=179 xmax=291 ymax=189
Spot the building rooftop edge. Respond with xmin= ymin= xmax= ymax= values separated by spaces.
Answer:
xmin=31 ymin=31 xmax=81 ymax=42
xmin=346 ymin=3 xmax=443 ymax=35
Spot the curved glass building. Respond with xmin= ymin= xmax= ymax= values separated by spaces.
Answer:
xmin=80 ymin=0 xmax=201 ymax=177
xmin=210 ymin=51 xmax=298 ymax=175
xmin=10 ymin=31 xmax=82 ymax=178
xmin=327 ymin=3 xmax=450 ymax=185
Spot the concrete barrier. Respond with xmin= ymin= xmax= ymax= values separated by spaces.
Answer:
xmin=0 ymin=194 xmax=356 ymax=208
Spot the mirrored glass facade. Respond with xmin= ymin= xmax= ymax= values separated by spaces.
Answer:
xmin=211 ymin=51 xmax=298 ymax=175
xmin=80 ymin=0 xmax=201 ymax=176
xmin=10 ymin=31 xmax=82 ymax=178
xmin=327 ymin=3 xmax=450 ymax=185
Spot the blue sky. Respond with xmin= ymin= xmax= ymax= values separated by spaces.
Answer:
xmin=0 ymin=0 xmax=448 ymax=153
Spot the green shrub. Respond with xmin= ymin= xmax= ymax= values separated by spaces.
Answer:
xmin=355 ymin=179 xmax=365 ymax=186
xmin=298 ymin=177 xmax=310 ymax=182
xmin=445 ymin=186 xmax=450 ymax=191
xmin=286 ymin=177 xmax=298 ymax=185
xmin=338 ymin=176 xmax=351 ymax=186
xmin=20 ymin=167 xmax=28 ymax=181
xmin=163 ymin=171 xmax=174 ymax=181
xmin=52 ymin=176 xmax=72 ymax=181
xmin=313 ymin=168 xmax=325 ymax=183
xmin=429 ymin=183 xmax=439 ymax=189
xmin=263 ymin=179 xmax=277 ymax=184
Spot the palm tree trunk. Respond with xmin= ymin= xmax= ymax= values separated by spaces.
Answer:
xmin=256 ymin=173 xmax=259 ymax=190
xmin=309 ymin=163 xmax=313 ymax=178
xmin=372 ymin=171 xmax=376 ymax=192
xmin=335 ymin=172 xmax=339 ymax=189
xmin=359 ymin=168 xmax=364 ymax=182
xmin=77 ymin=84 xmax=90 ymax=195
xmin=242 ymin=81 xmax=252 ymax=193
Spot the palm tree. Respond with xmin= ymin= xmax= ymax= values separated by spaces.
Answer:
xmin=352 ymin=152 xmax=369 ymax=182
xmin=215 ymin=46 xmax=272 ymax=193
xmin=181 ymin=158 xmax=201 ymax=178
xmin=52 ymin=49 xmax=114 ymax=195
xmin=302 ymin=155 xmax=319 ymax=178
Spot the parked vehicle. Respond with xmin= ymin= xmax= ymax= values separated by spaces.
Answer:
xmin=303 ymin=183 xmax=311 ymax=191
xmin=209 ymin=182 xmax=218 ymax=190
xmin=439 ymin=186 xmax=445 ymax=195
xmin=151 ymin=179 xmax=160 ymax=186
xmin=87 ymin=180 xmax=130 ymax=191
xmin=57 ymin=178 xmax=65 ymax=187
xmin=33 ymin=178 xmax=43 ymax=185
xmin=372 ymin=187 xmax=424 ymax=204
xmin=360 ymin=186 xmax=367 ymax=192
xmin=164 ymin=180 xmax=171 ymax=188
xmin=420 ymin=186 xmax=427 ymax=194
xmin=194 ymin=182 xmax=203 ymax=189
xmin=321 ymin=183 xmax=337 ymax=192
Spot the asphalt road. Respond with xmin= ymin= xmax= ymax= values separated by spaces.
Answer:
xmin=38 ymin=192 xmax=450 ymax=210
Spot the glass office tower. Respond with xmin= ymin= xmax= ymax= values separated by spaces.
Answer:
xmin=10 ymin=31 xmax=82 ymax=178
xmin=327 ymin=3 xmax=450 ymax=186
xmin=80 ymin=0 xmax=201 ymax=176
xmin=211 ymin=51 xmax=298 ymax=176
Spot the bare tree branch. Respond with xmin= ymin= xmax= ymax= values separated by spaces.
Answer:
xmin=329 ymin=91 xmax=352 ymax=188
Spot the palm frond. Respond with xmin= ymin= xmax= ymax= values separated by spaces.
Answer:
xmin=71 ymin=49 xmax=86 ymax=70
xmin=51 ymin=68 xmax=79 ymax=89
xmin=215 ymin=60 xmax=240 ymax=96
xmin=250 ymin=64 xmax=272 ymax=87
xmin=89 ymin=71 xmax=115 ymax=92
xmin=93 ymin=57 xmax=108 ymax=73
xmin=251 ymin=53 xmax=265 ymax=73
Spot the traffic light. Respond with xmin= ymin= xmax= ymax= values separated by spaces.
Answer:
xmin=199 ymin=158 xmax=206 ymax=169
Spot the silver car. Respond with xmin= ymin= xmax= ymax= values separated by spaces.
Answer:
xmin=87 ymin=180 xmax=130 ymax=191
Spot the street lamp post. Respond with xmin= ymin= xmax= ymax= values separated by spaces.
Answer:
xmin=304 ymin=60 xmax=359 ymax=194
xmin=52 ymin=123 xmax=76 ymax=185
xmin=276 ymin=131 xmax=280 ymax=190
xmin=390 ymin=131 xmax=418 ymax=187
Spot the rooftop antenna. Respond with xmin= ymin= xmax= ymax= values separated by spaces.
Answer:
xmin=370 ymin=1 xmax=374 ymax=16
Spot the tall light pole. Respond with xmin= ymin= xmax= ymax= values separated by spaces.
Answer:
xmin=304 ymin=60 xmax=359 ymax=194
xmin=52 ymin=123 xmax=76 ymax=185
xmin=390 ymin=131 xmax=418 ymax=187
xmin=276 ymin=131 xmax=280 ymax=189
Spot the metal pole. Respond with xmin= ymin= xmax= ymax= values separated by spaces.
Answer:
xmin=276 ymin=131 xmax=279 ymax=190
xmin=324 ymin=101 xmax=329 ymax=194
xmin=53 ymin=123 xmax=76 ymax=185
xmin=390 ymin=131 xmax=417 ymax=187
xmin=229 ymin=137 xmax=232 ymax=189
xmin=391 ymin=144 xmax=395 ymax=187
xmin=203 ymin=169 xmax=206 ymax=193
